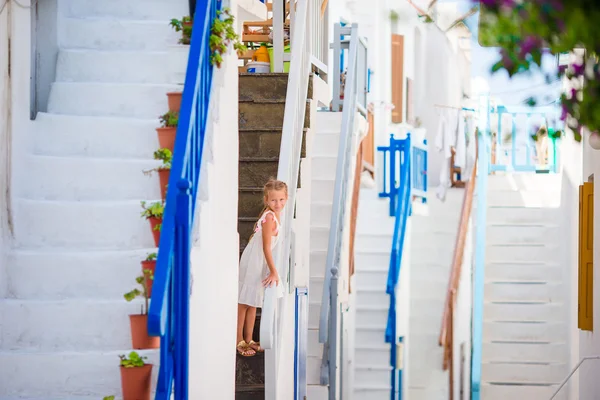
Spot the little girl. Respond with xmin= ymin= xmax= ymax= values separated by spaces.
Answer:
xmin=237 ymin=179 xmax=288 ymax=357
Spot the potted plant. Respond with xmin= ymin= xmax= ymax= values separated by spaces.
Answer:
xmin=154 ymin=148 xmax=172 ymax=201
xmin=141 ymin=252 xmax=157 ymax=296
xmin=124 ymin=271 xmax=159 ymax=349
xmin=140 ymin=201 xmax=164 ymax=247
xmin=157 ymin=111 xmax=178 ymax=152
xmin=167 ymin=16 xmax=192 ymax=86
xmin=119 ymin=351 xmax=153 ymax=400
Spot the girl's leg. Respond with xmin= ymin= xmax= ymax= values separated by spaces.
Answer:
xmin=237 ymin=303 xmax=249 ymax=343
xmin=243 ymin=306 xmax=257 ymax=343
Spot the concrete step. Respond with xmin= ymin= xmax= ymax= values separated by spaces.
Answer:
xmin=310 ymin=201 xmax=333 ymax=226
xmin=239 ymin=129 xmax=306 ymax=159
xmin=59 ymin=17 xmax=179 ymax=51
xmin=22 ymin=155 xmax=161 ymax=201
xmin=312 ymin=131 xmax=340 ymax=157
xmin=486 ymin=223 xmax=560 ymax=244
xmin=484 ymin=281 xmax=563 ymax=303
xmin=482 ymin=342 xmax=568 ymax=363
xmin=5 ymin=248 xmax=153 ymax=299
xmin=47 ymin=82 xmax=179 ymax=118
xmin=315 ymin=111 xmax=343 ymax=133
xmin=239 ymin=73 xmax=308 ymax=103
xmin=486 ymin=206 xmax=559 ymax=224
xmin=406 ymin=387 xmax=448 ymax=400
xmin=310 ymin=227 xmax=329 ymax=253
xmin=64 ymin=0 xmax=188 ymax=20
xmin=239 ymin=100 xmax=310 ymax=131
xmin=353 ymin=387 xmax=391 ymax=400
xmin=307 ymin=355 xmax=322 ymax=385
xmin=33 ymin=113 xmax=160 ymax=159
xmin=355 ymin=327 xmax=387 ymax=346
xmin=354 ymin=365 xmax=391 ymax=387
xmin=485 ymin=189 xmax=561 ymax=207
xmin=482 ymin=362 xmax=567 ymax=385
xmin=355 ymin=251 xmax=390 ymax=271
xmin=311 ymin=155 xmax=337 ymax=180
xmin=0 ymin=299 xmax=147 ymax=351
xmin=56 ymin=49 xmax=170 ymax=84
xmin=356 ymin=288 xmax=388 ymax=308
xmin=307 ymin=329 xmax=323 ymax=358
xmin=0 ymin=349 xmax=158 ymax=398
xmin=355 ymin=233 xmax=393 ymax=253
xmin=485 ymin=262 xmax=563 ymax=282
xmin=483 ymin=321 xmax=567 ymax=343
xmin=13 ymin=200 xmax=155 ymax=249
xmin=353 ymin=268 xmax=388 ymax=292
xmin=312 ymin=178 xmax=334 ymax=203
xmin=355 ymin=345 xmax=388 ymax=366
xmin=480 ymin=383 xmax=565 ymax=400
xmin=309 ymin=250 xmax=327 ymax=279
xmin=487 ymin=173 xmax=562 ymax=191
xmin=484 ymin=301 xmax=566 ymax=322
xmin=355 ymin=306 xmax=387 ymax=327
xmin=486 ymin=243 xmax=560 ymax=263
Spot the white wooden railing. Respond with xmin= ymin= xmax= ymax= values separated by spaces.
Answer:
xmin=259 ymin=0 xmax=322 ymax=398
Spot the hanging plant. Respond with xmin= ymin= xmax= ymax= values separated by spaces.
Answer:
xmin=210 ymin=8 xmax=247 ymax=67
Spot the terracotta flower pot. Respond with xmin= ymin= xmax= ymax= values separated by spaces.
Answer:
xmin=141 ymin=260 xmax=156 ymax=297
xmin=129 ymin=314 xmax=160 ymax=350
xmin=148 ymin=216 xmax=162 ymax=247
xmin=167 ymin=92 xmax=182 ymax=113
xmin=120 ymin=363 xmax=153 ymax=400
xmin=158 ymin=169 xmax=170 ymax=201
xmin=156 ymin=127 xmax=176 ymax=153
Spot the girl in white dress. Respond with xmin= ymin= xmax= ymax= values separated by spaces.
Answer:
xmin=236 ymin=179 xmax=288 ymax=357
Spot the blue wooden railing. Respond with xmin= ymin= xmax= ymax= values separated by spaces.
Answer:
xmin=147 ymin=1 xmax=218 ymax=399
xmin=377 ymin=133 xmax=425 ymax=399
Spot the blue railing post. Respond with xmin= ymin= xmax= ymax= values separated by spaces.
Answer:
xmin=389 ymin=135 xmax=397 ymax=217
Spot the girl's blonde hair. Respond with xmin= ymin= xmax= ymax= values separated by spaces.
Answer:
xmin=252 ymin=179 xmax=288 ymax=233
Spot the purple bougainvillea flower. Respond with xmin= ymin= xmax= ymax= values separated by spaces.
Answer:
xmin=520 ymin=36 xmax=540 ymax=57
xmin=558 ymin=64 xmax=567 ymax=74
xmin=572 ymin=63 xmax=585 ymax=76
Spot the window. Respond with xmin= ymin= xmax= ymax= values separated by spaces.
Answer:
xmin=578 ymin=182 xmax=594 ymax=331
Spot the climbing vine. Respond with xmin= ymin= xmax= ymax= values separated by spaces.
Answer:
xmin=210 ymin=8 xmax=247 ymax=67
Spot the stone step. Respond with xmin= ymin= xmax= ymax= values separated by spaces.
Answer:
xmin=13 ymin=200 xmax=155 ymax=249
xmin=235 ymin=384 xmax=265 ymax=400
xmin=47 ymin=82 xmax=179 ymax=118
xmin=0 ymin=349 xmax=159 ymax=398
xmin=238 ymin=157 xmax=302 ymax=188
xmin=238 ymin=100 xmax=311 ymax=131
xmin=6 ymin=248 xmax=153 ymax=300
xmin=21 ymin=155 xmax=161 ymax=201
xmin=239 ymin=73 xmax=313 ymax=103
xmin=33 ymin=113 xmax=160 ymax=159
xmin=59 ymin=17 xmax=179 ymax=51
xmin=56 ymin=49 xmax=170 ymax=84
xmin=239 ymin=129 xmax=306 ymax=159
xmin=64 ymin=0 xmax=188 ymax=21
xmin=0 ymin=299 xmax=148 ymax=351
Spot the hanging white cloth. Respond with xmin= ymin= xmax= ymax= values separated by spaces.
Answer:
xmin=435 ymin=108 xmax=459 ymax=201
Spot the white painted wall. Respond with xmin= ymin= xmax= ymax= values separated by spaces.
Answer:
xmin=454 ymin=219 xmax=472 ymax=400
xmin=0 ymin=2 xmax=11 ymax=299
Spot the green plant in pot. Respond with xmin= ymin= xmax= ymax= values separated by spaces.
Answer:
xmin=140 ymin=201 xmax=164 ymax=247
xmin=154 ymin=148 xmax=172 ymax=201
xmin=210 ymin=8 xmax=247 ymax=68
xmin=119 ymin=351 xmax=153 ymax=400
xmin=141 ymin=252 xmax=157 ymax=296
xmin=170 ymin=16 xmax=192 ymax=45
xmin=157 ymin=111 xmax=178 ymax=152
xmin=124 ymin=271 xmax=159 ymax=350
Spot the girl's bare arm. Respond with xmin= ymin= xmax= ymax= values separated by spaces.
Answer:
xmin=261 ymin=214 xmax=277 ymax=276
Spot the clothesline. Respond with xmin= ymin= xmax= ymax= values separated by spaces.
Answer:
xmin=434 ymin=104 xmax=476 ymax=112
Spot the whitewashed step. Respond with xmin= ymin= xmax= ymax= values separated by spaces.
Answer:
xmin=354 ymin=365 xmax=391 ymax=387
xmin=309 ymin=277 xmax=325 ymax=304
xmin=486 ymin=223 xmax=559 ymax=244
xmin=56 ymin=49 xmax=169 ymax=83
xmin=307 ymin=385 xmax=329 ymax=399
xmin=307 ymin=355 xmax=322 ymax=385
xmin=482 ymin=342 xmax=568 ymax=363
xmin=355 ymin=251 xmax=390 ymax=270
xmin=356 ymin=327 xmax=386 ymax=346
xmin=312 ymin=131 xmax=340 ymax=157
xmin=311 ymin=155 xmax=337 ymax=180
xmin=484 ymin=301 xmax=566 ymax=322
xmin=0 ymin=300 xmax=146 ymax=351
xmin=355 ymin=233 xmax=393 ymax=252
xmin=22 ymin=155 xmax=161 ymax=201
xmin=485 ymin=262 xmax=562 ymax=282
xmin=309 ymin=250 xmax=327 ymax=278
xmin=356 ymin=306 xmax=387 ymax=327
xmin=14 ymin=200 xmax=155 ymax=249
xmin=353 ymin=268 xmax=387 ymax=292
xmin=308 ymin=302 xmax=321 ymax=329
xmin=312 ymin=178 xmax=334 ymax=202
xmin=6 ymin=248 xmax=152 ymax=299
xmin=483 ymin=321 xmax=567 ymax=342
xmin=0 ymin=349 xmax=158 ymax=398
xmin=486 ymin=190 xmax=561 ymax=207
xmin=64 ymin=0 xmax=188 ymax=21
xmin=307 ymin=329 xmax=323 ymax=357
xmin=310 ymin=227 xmax=329 ymax=252
xmin=484 ymin=281 xmax=563 ymax=302
xmin=487 ymin=173 xmax=562 ymax=191
xmin=310 ymin=202 xmax=333 ymax=226
xmin=47 ymin=82 xmax=180 ymax=118
xmin=480 ymin=383 xmax=565 ymax=400
xmin=407 ymin=387 xmax=449 ymax=400
xmin=357 ymin=213 xmax=395 ymax=235
xmin=59 ymin=17 xmax=179 ymax=51
xmin=33 ymin=113 xmax=160 ymax=159
xmin=356 ymin=289 xmax=388 ymax=308
xmin=487 ymin=206 xmax=559 ymax=224
xmin=482 ymin=362 xmax=567 ymax=385
xmin=486 ymin=244 xmax=559 ymax=263
xmin=355 ymin=345 xmax=389 ymax=366
xmin=353 ymin=387 xmax=391 ymax=400
xmin=315 ymin=111 xmax=342 ymax=132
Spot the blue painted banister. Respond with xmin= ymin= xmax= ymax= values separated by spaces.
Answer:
xmin=147 ymin=0 xmax=218 ymax=398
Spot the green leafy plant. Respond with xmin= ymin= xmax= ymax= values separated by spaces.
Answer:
xmin=119 ymin=351 xmax=148 ymax=368
xmin=159 ymin=111 xmax=179 ymax=128
xmin=124 ymin=269 xmax=153 ymax=315
xmin=146 ymin=252 xmax=158 ymax=262
xmin=103 ymin=397 xmax=115 ymax=400
xmin=170 ymin=16 xmax=193 ymax=45
xmin=153 ymin=148 xmax=173 ymax=170
xmin=210 ymin=8 xmax=247 ymax=67
xmin=140 ymin=201 xmax=164 ymax=220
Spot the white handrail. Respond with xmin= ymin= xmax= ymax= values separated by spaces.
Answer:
xmin=549 ymin=356 xmax=600 ymax=399
xmin=260 ymin=0 xmax=311 ymax=398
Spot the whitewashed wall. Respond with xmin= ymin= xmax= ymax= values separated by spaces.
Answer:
xmin=455 ymin=220 xmax=473 ymax=400
xmin=0 ymin=2 xmax=11 ymax=298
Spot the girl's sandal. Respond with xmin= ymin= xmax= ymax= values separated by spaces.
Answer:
xmin=236 ymin=340 xmax=256 ymax=357
xmin=248 ymin=340 xmax=264 ymax=353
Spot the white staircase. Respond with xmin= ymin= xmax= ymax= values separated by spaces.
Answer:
xmin=307 ymin=111 xmax=342 ymax=399
xmin=480 ymin=173 xmax=568 ymax=399
xmin=352 ymin=188 xmax=396 ymax=399
xmin=0 ymin=1 xmax=186 ymax=398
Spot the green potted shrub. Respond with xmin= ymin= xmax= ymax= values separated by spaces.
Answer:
xmin=140 ymin=201 xmax=164 ymax=247
xmin=124 ymin=271 xmax=159 ymax=350
xmin=141 ymin=252 xmax=157 ymax=296
xmin=157 ymin=111 xmax=178 ymax=152
xmin=154 ymin=148 xmax=172 ymax=201
xmin=119 ymin=351 xmax=153 ymax=400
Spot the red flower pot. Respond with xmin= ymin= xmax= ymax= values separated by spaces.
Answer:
xmin=158 ymin=169 xmax=170 ymax=201
xmin=156 ymin=127 xmax=176 ymax=153
xmin=167 ymin=92 xmax=182 ymax=113
xmin=148 ymin=217 xmax=162 ymax=247
xmin=140 ymin=260 xmax=156 ymax=297
xmin=120 ymin=364 xmax=153 ymax=400
xmin=129 ymin=314 xmax=160 ymax=350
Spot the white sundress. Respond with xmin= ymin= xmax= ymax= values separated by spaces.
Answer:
xmin=238 ymin=210 xmax=284 ymax=307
